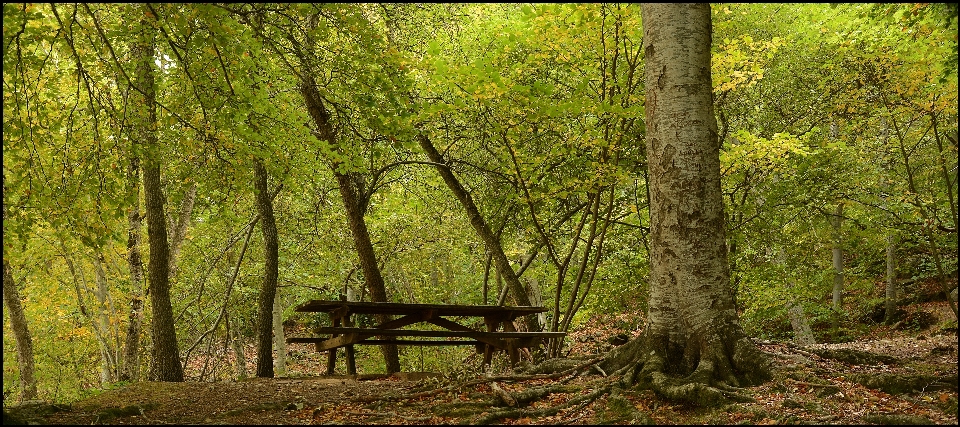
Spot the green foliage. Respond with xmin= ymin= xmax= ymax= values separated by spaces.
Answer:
xmin=3 ymin=2 xmax=957 ymax=401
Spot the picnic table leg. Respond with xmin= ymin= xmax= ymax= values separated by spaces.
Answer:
xmin=343 ymin=315 xmax=357 ymax=375
xmin=326 ymin=318 xmax=340 ymax=375
xmin=481 ymin=317 xmax=499 ymax=368
xmin=502 ymin=319 xmax=521 ymax=366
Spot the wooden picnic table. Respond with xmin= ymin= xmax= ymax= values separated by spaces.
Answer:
xmin=286 ymin=300 xmax=565 ymax=375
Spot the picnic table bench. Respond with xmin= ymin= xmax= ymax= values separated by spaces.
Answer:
xmin=286 ymin=300 xmax=565 ymax=375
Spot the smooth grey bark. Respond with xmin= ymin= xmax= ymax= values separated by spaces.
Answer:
xmin=253 ymin=160 xmax=279 ymax=378
xmin=61 ymin=243 xmax=121 ymax=385
xmin=601 ymin=5 xmax=770 ymax=397
xmin=2 ymin=259 xmax=39 ymax=401
xmin=132 ymin=3 xmax=183 ymax=382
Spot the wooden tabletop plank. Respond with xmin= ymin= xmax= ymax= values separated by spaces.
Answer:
xmin=293 ymin=300 xmax=548 ymax=317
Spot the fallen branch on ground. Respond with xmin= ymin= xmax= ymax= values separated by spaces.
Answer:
xmin=344 ymin=410 xmax=433 ymax=422
xmin=354 ymin=355 xmax=605 ymax=403
xmin=473 ymin=381 xmax=616 ymax=424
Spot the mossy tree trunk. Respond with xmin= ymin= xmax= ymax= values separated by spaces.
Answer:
xmin=599 ymin=4 xmax=770 ymax=405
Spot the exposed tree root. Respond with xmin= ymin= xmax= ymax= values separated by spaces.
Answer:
xmin=468 ymin=331 xmax=771 ymax=423
xmin=604 ymin=333 xmax=770 ymax=407
xmin=360 ymin=332 xmax=769 ymax=424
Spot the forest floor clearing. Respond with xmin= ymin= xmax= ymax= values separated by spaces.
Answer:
xmin=9 ymin=301 xmax=958 ymax=425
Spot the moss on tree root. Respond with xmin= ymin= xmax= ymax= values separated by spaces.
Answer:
xmin=599 ymin=333 xmax=771 ymax=407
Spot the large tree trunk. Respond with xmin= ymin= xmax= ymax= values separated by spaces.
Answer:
xmin=417 ymin=134 xmax=539 ymax=333
xmin=2 ymin=259 xmax=39 ymax=401
xmin=132 ymin=4 xmax=183 ymax=382
xmin=299 ymin=78 xmax=402 ymax=374
xmin=120 ymin=156 xmax=145 ymax=382
xmin=253 ymin=160 xmax=279 ymax=378
xmin=600 ymin=4 xmax=769 ymax=405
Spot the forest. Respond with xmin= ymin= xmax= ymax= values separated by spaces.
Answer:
xmin=2 ymin=3 xmax=958 ymax=425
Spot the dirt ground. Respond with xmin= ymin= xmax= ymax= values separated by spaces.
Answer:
xmin=7 ymin=302 xmax=958 ymax=425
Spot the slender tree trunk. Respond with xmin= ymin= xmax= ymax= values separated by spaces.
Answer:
xmin=226 ymin=313 xmax=247 ymax=380
xmin=777 ymin=248 xmax=815 ymax=345
xmin=272 ymin=292 xmax=287 ymax=377
xmin=253 ymin=160 xmax=279 ymax=378
xmin=831 ymin=202 xmax=844 ymax=329
xmin=333 ymin=170 xmax=402 ymax=373
xmin=417 ymin=134 xmax=539 ymax=333
xmin=888 ymin=108 xmax=959 ymax=319
xmin=298 ymin=77 xmax=402 ymax=374
xmin=167 ymin=182 xmax=197 ymax=279
xmin=483 ymin=251 xmax=492 ymax=304
xmin=2 ymin=259 xmax=39 ymax=401
xmin=132 ymin=3 xmax=183 ymax=382
xmin=143 ymin=146 xmax=182 ymax=381
xmin=884 ymin=233 xmax=899 ymax=324
xmin=92 ymin=253 xmax=120 ymax=383
xmin=600 ymin=5 xmax=769 ymax=401
xmin=120 ymin=156 xmax=145 ymax=382
xmin=929 ymin=111 xmax=958 ymax=231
